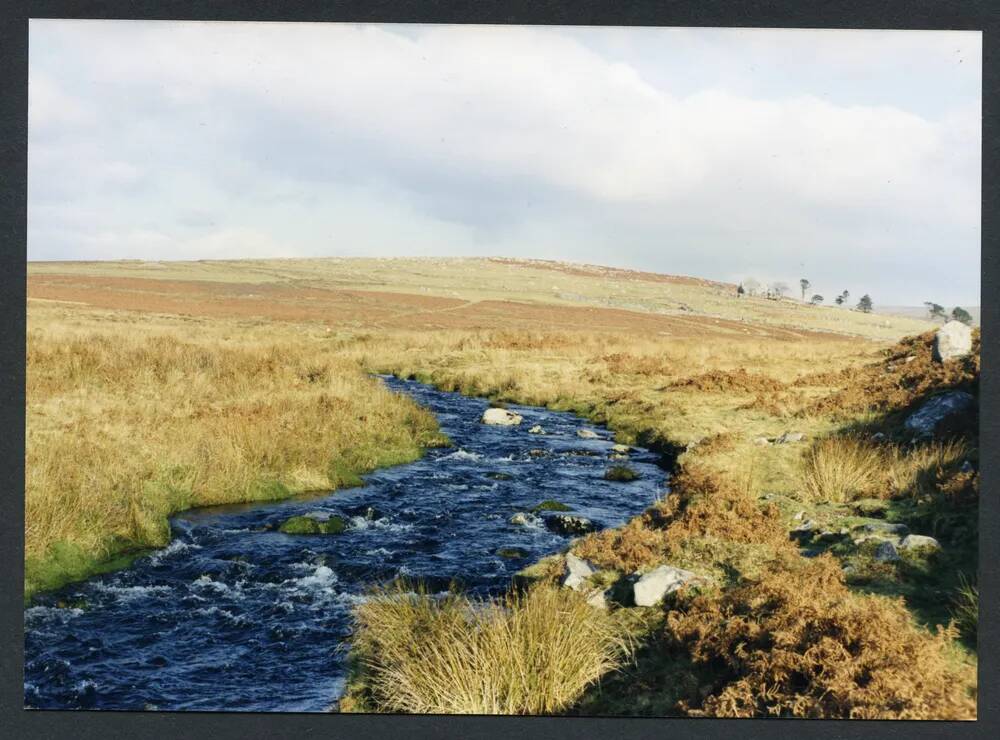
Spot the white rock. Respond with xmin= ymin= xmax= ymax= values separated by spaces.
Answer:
xmin=632 ymin=565 xmax=700 ymax=606
xmin=900 ymin=534 xmax=941 ymax=551
xmin=776 ymin=431 xmax=805 ymax=444
xmin=753 ymin=436 xmax=771 ymax=447
xmin=611 ymin=444 xmax=631 ymax=454
xmin=577 ymin=429 xmax=600 ymax=439
xmin=561 ymin=553 xmax=595 ymax=591
xmin=585 ymin=588 xmax=608 ymax=610
xmin=509 ymin=512 xmax=539 ymax=527
xmin=482 ymin=407 xmax=523 ymax=426
xmin=528 ymin=425 xmax=546 ymax=434
xmin=934 ymin=321 xmax=973 ymax=362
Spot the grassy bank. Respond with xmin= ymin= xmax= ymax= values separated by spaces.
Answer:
xmin=25 ymin=304 xmax=448 ymax=600
xmin=340 ymin=327 xmax=978 ymax=718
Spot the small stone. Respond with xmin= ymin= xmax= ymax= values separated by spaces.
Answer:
xmin=792 ymin=510 xmax=805 ymax=521
xmin=875 ymin=541 xmax=900 ymax=562
xmin=585 ymin=588 xmax=608 ymax=610
xmin=543 ymin=513 xmax=597 ymax=536
xmin=871 ymin=432 xmax=886 ymax=442
xmin=528 ymin=425 xmax=546 ymax=435
xmin=753 ymin=436 xmax=771 ymax=447
xmin=577 ymin=429 xmax=600 ymax=439
xmin=900 ymin=534 xmax=941 ymax=552
xmin=776 ymin=431 xmax=805 ymax=444
xmin=611 ymin=444 xmax=631 ymax=454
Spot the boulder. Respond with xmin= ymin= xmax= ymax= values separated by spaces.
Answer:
xmin=577 ymin=429 xmax=600 ymax=439
xmin=482 ymin=407 xmax=523 ymax=426
xmin=585 ymin=588 xmax=609 ymax=610
xmin=496 ymin=547 xmax=529 ymax=560
xmin=561 ymin=553 xmax=595 ymax=591
xmin=900 ymin=534 xmax=941 ymax=552
xmin=611 ymin=444 xmax=631 ymax=454
xmin=875 ymin=540 xmax=900 ymax=562
xmin=753 ymin=436 xmax=771 ymax=447
xmin=543 ymin=513 xmax=597 ymax=536
xmin=933 ymin=320 xmax=973 ymax=362
xmin=528 ymin=425 xmax=546 ymax=435
xmin=903 ymin=392 xmax=975 ymax=437
xmin=532 ymin=499 xmax=572 ymax=513
xmin=633 ymin=565 xmax=701 ymax=606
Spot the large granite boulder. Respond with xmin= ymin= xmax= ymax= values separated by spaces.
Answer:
xmin=933 ymin=321 xmax=973 ymax=362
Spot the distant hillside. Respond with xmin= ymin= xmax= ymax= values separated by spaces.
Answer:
xmin=27 ymin=256 xmax=934 ymax=342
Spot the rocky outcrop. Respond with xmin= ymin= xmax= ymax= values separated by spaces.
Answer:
xmin=933 ymin=320 xmax=973 ymax=362
xmin=482 ymin=408 xmax=523 ymax=426
xmin=904 ymin=391 xmax=975 ymax=436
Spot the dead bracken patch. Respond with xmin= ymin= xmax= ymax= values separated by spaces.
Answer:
xmin=806 ymin=329 xmax=979 ymax=418
xmin=669 ymin=368 xmax=787 ymax=394
xmin=667 ymin=555 xmax=976 ymax=719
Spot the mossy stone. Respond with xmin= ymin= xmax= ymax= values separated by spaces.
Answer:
xmin=278 ymin=515 xmax=347 ymax=535
xmin=532 ymin=499 xmax=572 ymax=512
xmin=604 ymin=465 xmax=639 ymax=482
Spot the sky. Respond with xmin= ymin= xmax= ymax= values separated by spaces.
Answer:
xmin=28 ymin=21 xmax=982 ymax=306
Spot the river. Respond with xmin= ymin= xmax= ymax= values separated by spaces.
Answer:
xmin=24 ymin=376 xmax=668 ymax=711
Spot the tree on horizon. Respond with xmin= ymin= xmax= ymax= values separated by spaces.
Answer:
xmin=951 ymin=306 xmax=973 ymax=325
xmin=800 ymin=278 xmax=810 ymax=301
xmin=857 ymin=294 xmax=873 ymax=313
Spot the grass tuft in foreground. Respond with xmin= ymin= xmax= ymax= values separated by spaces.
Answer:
xmin=345 ymin=583 xmax=633 ymax=715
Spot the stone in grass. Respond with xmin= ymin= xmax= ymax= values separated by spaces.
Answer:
xmin=753 ymin=436 xmax=771 ymax=447
xmin=904 ymin=391 xmax=975 ymax=438
xmin=604 ymin=465 xmax=639 ymax=482
xmin=900 ymin=534 xmax=941 ymax=552
xmin=561 ymin=553 xmax=595 ymax=591
xmin=278 ymin=514 xmax=347 ymax=535
xmin=532 ymin=499 xmax=572 ymax=513
xmin=496 ymin=547 xmax=530 ymax=560
xmin=875 ymin=540 xmax=900 ymax=562
xmin=482 ymin=407 xmax=523 ymax=426
xmin=577 ymin=429 xmax=601 ymax=439
xmin=632 ymin=565 xmax=702 ymax=607
xmin=775 ymin=431 xmax=805 ymax=444
xmin=528 ymin=425 xmax=546 ymax=435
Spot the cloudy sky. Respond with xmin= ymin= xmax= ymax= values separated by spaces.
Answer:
xmin=29 ymin=21 xmax=981 ymax=305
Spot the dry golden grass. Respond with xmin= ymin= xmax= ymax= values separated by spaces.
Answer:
xmin=25 ymin=305 xmax=445 ymax=598
xmin=347 ymin=583 xmax=633 ymax=715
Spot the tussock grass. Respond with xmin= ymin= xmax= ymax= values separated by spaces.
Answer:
xmin=951 ymin=574 xmax=978 ymax=641
xmin=801 ymin=436 xmax=885 ymax=503
xmin=348 ymin=583 xmax=633 ymax=715
xmin=25 ymin=306 xmax=445 ymax=598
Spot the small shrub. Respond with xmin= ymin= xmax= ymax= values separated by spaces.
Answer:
xmin=801 ymin=436 xmax=884 ymax=503
xmin=350 ymin=583 xmax=633 ymax=714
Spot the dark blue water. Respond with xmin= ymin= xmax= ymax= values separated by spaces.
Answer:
xmin=24 ymin=376 xmax=668 ymax=712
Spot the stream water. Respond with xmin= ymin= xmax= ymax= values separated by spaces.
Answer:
xmin=24 ymin=376 xmax=668 ymax=712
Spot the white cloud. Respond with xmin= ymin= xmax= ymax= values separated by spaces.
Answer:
xmin=27 ymin=21 xmax=981 ymax=305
